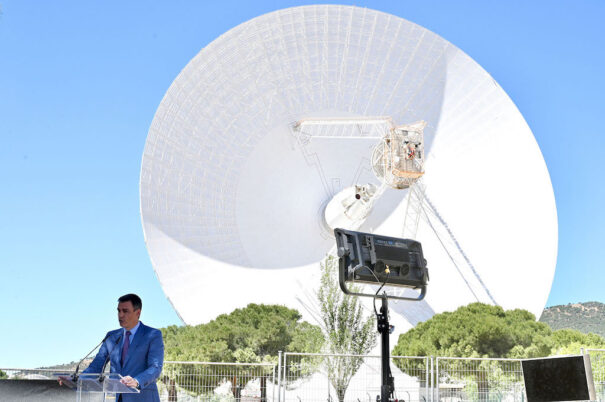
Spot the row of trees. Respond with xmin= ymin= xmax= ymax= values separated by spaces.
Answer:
xmin=392 ymin=302 xmax=605 ymax=401
xmin=159 ymin=256 xmax=605 ymax=401
xmin=394 ymin=302 xmax=605 ymax=358
xmin=162 ymin=303 xmax=323 ymax=399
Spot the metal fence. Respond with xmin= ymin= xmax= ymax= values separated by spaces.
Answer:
xmin=0 ymin=367 xmax=62 ymax=379
xmin=585 ymin=349 xmax=605 ymax=401
xmin=0 ymin=357 xmax=520 ymax=402
xmin=158 ymin=361 xmax=277 ymax=402
xmin=280 ymin=352 xmax=430 ymax=402
xmin=435 ymin=357 xmax=524 ymax=402
xmin=8 ymin=350 xmax=605 ymax=402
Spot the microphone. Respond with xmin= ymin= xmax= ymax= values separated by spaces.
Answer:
xmin=99 ymin=333 xmax=123 ymax=382
xmin=72 ymin=332 xmax=111 ymax=382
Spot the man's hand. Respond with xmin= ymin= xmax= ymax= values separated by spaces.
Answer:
xmin=120 ymin=375 xmax=139 ymax=389
xmin=57 ymin=375 xmax=76 ymax=388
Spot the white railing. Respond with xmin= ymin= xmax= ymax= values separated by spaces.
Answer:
xmin=0 ymin=367 xmax=66 ymax=379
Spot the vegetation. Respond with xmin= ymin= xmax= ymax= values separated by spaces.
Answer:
xmin=550 ymin=328 xmax=605 ymax=354
xmin=0 ymin=369 xmax=7 ymax=379
xmin=12 ymin=298 xmax=605 ymax=402
xmin=540 ymin=301 xmax=605 ymax=338
xmin=317 ymin=255 xmax=376 ymax=402
xmin=161 ymin=303 xmax=323 ymax=399
xmin=393 ymin=303 xmax=552 ymax=359
xmin=22 ymin=299 xmax=605 ymax=402
xmin=392 ymin=302 xmax=605 ymax=401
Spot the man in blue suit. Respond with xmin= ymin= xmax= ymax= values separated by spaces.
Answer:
xmin=83 ymin=293 xmax=164 ymax=401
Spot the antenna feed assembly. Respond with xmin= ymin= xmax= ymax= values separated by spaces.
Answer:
xmin=371 ymin=120 xmax=426 ymax=189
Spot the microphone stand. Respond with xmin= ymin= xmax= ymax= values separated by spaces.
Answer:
xmin=72 ymin=333 xmax=110 ymax=382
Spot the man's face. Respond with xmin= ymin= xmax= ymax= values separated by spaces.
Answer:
xmin=117 ymin=301 xmax=141 ymax=330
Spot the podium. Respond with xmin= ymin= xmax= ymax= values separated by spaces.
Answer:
xmin=58 ymin=373 xmax=140 ymax=401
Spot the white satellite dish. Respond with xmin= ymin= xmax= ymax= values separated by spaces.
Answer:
xmin=140 ymin=5 xmax=557 ymax=330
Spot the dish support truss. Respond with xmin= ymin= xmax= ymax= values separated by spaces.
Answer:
xmin=403 ymin=179 xmax=498 ymax=305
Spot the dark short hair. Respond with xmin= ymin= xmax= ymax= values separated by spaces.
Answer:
xmin=118 ymin=294 xmax=142 ymax=311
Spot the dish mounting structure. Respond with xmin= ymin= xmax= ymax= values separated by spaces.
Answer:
xmin=293 ymin=115 xmax=496 ymax=305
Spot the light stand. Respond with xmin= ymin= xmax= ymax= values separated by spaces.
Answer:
xmin=334 ymin=228 xmax=429 ymax=402
xmin=377 ymin=295 xmax=394 ymax=402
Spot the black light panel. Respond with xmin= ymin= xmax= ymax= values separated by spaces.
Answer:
xmin=522 ymin=355 xmax=595 ymax=402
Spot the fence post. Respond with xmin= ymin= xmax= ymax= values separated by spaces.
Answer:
xmin=282 ymin=352 xmax=287 ymax=402
xmin=425 ymin=357 xmax=429 ymax=402
xmin=272 ymin=364 xmax=276 ymax=402
xmin=278 ymin=351 xmax=283 ymax=402
xmin=430 ymin=356 xmax=434 ymax=402
xmin=435 ymin=357 xmax=439 ymax=402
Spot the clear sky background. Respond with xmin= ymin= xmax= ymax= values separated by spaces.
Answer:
xmin=0 ymin=1 xmax=603 ymax=368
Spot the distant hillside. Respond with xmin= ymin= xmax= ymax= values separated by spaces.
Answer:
xmin=539 ymin=301 xmax=605 ymax=338
xmin=37 ymin=359 xmax=92 ymax=372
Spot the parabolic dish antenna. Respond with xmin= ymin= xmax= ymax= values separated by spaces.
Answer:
xmin=141 ymin=5 xmax=557 ymax=330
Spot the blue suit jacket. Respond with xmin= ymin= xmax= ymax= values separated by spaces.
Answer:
xmin=84 ymin=322 xmax=164 ymax=402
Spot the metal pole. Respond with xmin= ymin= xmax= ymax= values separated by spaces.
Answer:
xmin=435 ymin=358 xmax=439 ymax=402
xmin=425 ymin=357 xmax=429 ymax=402
xmin=377 ymin=296 xmax=393 ymax=402
xmin=430 ymin=356 xmax=434 ymax=402
xmin=282 ymin=353 xmax=287 ymax=402
xmin=272 ymin=364 xmax=276 ymax=402
xmin=277 ymin=351 xmax=282 ymax=402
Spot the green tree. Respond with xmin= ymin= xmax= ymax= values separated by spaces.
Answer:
xmin=550 ymin=328 xmax=605 ymax=354
xmin=550 ymin=327 xmax=605 ymax=391
xmin=0 ymin=369 xmax=7 ymax=379
xmin=393 ymin=303 xmax=552 ymax=401
xmin=162 ymin=304 xmax=323 ymax=399
xmin=317 ymin=255 xmax=377 ymax=402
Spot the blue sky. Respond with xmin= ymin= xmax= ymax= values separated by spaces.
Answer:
xmin=0 ymin=1 xmax=603 ymax=368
